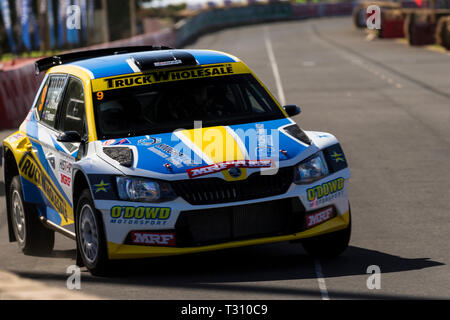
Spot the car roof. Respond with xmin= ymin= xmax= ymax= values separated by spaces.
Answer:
xmin=67 ymin=49 xmax=239 ymax=79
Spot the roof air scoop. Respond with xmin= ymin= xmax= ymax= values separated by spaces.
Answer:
xmin=130 ymin=51 xmax=197 ymax=71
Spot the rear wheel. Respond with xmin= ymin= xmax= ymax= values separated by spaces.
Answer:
xmin=9 ymin=176 xmax=54 ymax=255
xmin=75 ymin=189 xmax=110 ymax=276
xmin=302 ymin=208 xmax=351 ymax=258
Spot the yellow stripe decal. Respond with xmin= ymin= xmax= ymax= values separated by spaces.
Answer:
xmin=18 ymin=150 xmax=74 ymax=226
xmin=180 ymin=126 xmax=248 ymax=181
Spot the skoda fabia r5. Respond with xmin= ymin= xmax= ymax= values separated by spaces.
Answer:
xmin=2 ymin=46 xmax=351 ymax=275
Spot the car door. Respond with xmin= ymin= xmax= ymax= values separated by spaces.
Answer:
xmin=34 ymin=75 xmax=87 ymax=231
xmin=32 ymin=74 xmax=76 ymax=228
xmin=54 ymin=76 xmax=88 ymax=205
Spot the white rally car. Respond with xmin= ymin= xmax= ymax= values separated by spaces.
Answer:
xmin=2 ymin=47 xmax=351 ymax=275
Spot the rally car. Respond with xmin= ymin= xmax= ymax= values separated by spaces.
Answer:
xmin=2 ymin=46 xmax=351 ymax=275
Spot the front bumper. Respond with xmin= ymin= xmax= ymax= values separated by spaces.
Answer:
xmin=94 ymin=170 xmax=351 ymax=260
xmin=107 ymin=210 xmax=350 ymax=259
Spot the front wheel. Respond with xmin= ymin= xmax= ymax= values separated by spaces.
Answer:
xmin=9 ymin=176 xmax=54 ymax=255
xmin=75 ymin=189 xmax=110 ymax=276
xmin=302 ymin=208 xmax=351 ymax=258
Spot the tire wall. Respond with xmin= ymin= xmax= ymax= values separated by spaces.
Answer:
xmin=436 ymin=16 xmax=450 ymax=49
xmin=405 ymin=10 xmax=450 ymax=46
xmin=380 ymin=9 xmax=405 ymax=38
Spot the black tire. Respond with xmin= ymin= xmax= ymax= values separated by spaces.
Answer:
xmin=75 ymin=189 xmax=110 ymax=276
xmin=302 ymin=207 xmax=351 ymax=258
xmin=9 ymin=176 xmax=54 ymax=255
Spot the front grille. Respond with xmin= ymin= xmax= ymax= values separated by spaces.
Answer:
xmin=175 ymin=198 xmax=305 ymax=247
xmin=171 ymin=166 xmax=294 ymax=205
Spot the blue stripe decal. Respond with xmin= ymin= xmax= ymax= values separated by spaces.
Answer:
xmin=70 ymin=50 xmax=237 ymax=79
xmin=46 ymin=207 xmax=62 ymax=226
xmin=70 ymin=53 xmax=135 ymax=79
xmin=50 ymin=136 xmax=67 ymax=154
xmin=20 ymin=177 xmax=45 ymax=204
xmin=228 ymin=118 xmax=308 ymax=161
xmin=187 ymin=50 xmax=237 ymax=65
xmin=125 ymin=132 xmax=209 ymax=174
xmin=25 ymin=116 xmax=39 ymax=139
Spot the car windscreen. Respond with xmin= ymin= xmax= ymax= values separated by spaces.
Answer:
xmin=92 ymin=74 xmax=285 ymax=139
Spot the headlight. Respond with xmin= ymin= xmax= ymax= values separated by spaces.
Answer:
xmin=116 ymin=177 xmax=177 ymax=202
xmin=293 ymin=152 xmax=329 ymax=184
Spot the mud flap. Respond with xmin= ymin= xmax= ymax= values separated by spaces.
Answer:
xmin=75 ymin=243 xmax=85 ymax=268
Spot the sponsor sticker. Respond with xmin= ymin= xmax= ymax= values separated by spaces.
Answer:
xmin=138 ymin=137 xmax=161 ymax=146
xmin=7 ymin=133 xmax=24 ymax=143
xmin=323 ymin=144 xmax=348 ymax=173
xmin=330 ymin=151 xmax=345 ymax=163
xmin=154 ymin=60 xmax=182 ymax=67
xmin=93 ymin=180 xmax=110 ymax=193
xmin=110 ymin=206 xmax=171 ymax=225
xmin=307 ymin=177 xmax=344 ymax=205
xmin=59 ymin=159 xmax=72 ymax=174
xmin=148 ymin=144 xmax=195 ymax=168
xmin=60 ymin=173 xmax=71 ymax=187
xmin=102 ymin=138 xmax=130 ymax=146
xmin=306 ymin=206 xmax=335 ymax=228
xmin=92 ymin=63 xmax=244 ymax=92
xmin=131 ymin=231 xmax=176 ymax=246
xmin=255 ymin=123 xmax=274 ymax=158
xmin=187 ymin=159 xmax=273 ymax=178
xmin=19 ymin=153 xmax=69 ymax=221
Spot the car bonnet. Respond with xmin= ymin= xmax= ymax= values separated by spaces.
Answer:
xmin=96 ymin=118 xmax=316 ymax=178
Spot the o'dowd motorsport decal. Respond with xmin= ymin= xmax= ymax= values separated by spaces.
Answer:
xmin=110 ymin=206 xmax=171 ymax=225
xmin=307 ymin=177 xmax=344 ymax=205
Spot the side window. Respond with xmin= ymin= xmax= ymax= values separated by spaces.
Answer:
xmin=57 ymin=78 xmax=86 ymax=136
xmin=242 ymin=82 xmax=273 ymax=114
xmin=39 ymin=75 xmax=67 ymax=128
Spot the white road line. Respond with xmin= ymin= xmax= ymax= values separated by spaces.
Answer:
xmin=264 ymin=27 xmax=286 ymax=106
xmin=264 ymin=26 xmax=330 ymax=300
xmin=314 ymin=259 xmax=330 ymax=300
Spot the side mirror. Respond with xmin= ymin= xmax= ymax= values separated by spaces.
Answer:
xmin=283 ymin=104 xmax=302 ymax=117
xmin=283 ymin=104 xmax=301 ymax=117
xmin=57 ymin=131 xmax=82 ymax=143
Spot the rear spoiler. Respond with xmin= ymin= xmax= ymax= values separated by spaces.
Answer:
xmin=34 ymin=46 xmax=173 ymax=75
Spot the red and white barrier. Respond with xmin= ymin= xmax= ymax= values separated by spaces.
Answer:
xmin=0 ymin=29 xmax=175 ymax=129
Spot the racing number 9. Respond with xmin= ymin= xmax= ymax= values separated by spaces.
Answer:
xmin=97 ymin=92 xmax=104 ymax=100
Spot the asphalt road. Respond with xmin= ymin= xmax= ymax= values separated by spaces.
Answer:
xmin=1 ymin=17 xmax=450 ymax=299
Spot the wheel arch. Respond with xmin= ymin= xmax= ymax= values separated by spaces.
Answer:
xmin=3 ymin=146 xmax=20 ymax=242
xmin=72 ymin=169 xmax=93 ymax=219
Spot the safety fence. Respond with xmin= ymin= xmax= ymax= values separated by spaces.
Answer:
xmin=0 ymin=1 xmax=355 ymax=129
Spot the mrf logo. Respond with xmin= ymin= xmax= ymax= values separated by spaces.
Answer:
xmin=366 ymin=5 xmax=381 ymax=30
xmin=306 ymin=206 xmax=334 ymax=228
xmin=131 ymin=232 xmax=176 ymax=246
xmin=187 ymin=160 xmax=272 ymax=178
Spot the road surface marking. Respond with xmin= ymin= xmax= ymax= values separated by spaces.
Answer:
xmin=264 ymin=27 xmax=286 ymax=106
xmin=264 ymin=26 xmax=330 ymax=300
xmin=314 ymin=259 xmax=330 ymax=300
